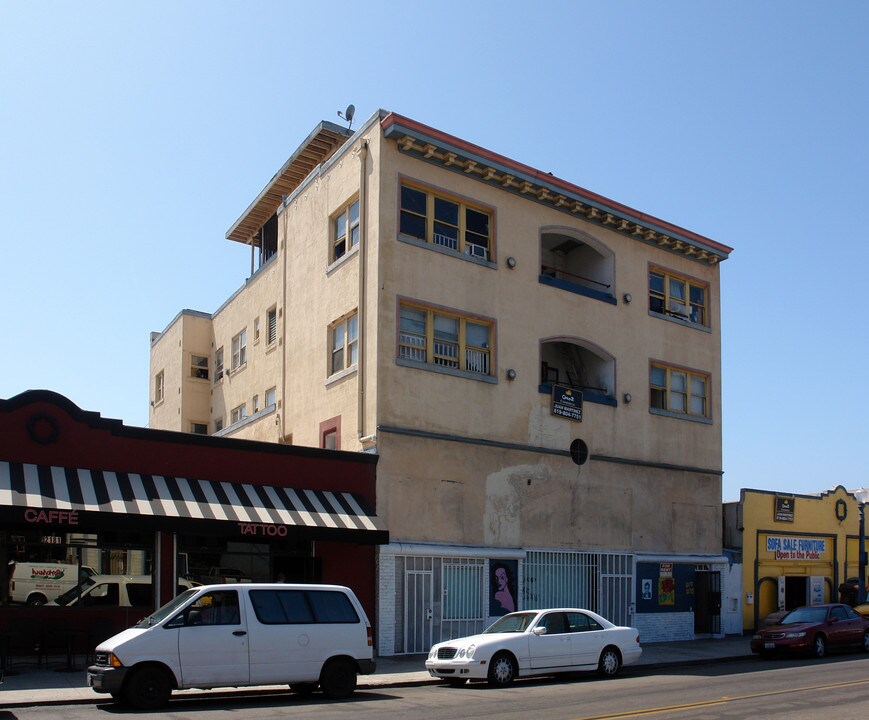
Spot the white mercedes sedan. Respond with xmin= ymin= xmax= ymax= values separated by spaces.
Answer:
xmin=425 ymin=608 xmax=642 ymax=687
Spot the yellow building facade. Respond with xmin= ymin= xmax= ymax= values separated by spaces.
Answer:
xmin=724 ymin=487 xmax=868 ymax=632
xmin=150 ymin=110 xmax=734 ymax=651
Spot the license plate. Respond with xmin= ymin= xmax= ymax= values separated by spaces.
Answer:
xmin=764 ymin=642 xmax=776 ymax=649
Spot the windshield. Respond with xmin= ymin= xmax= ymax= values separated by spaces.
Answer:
xmin=136 ymin=588 xmax=199 ymax=627
xmin=780 ymin=607 xmax=828 ymax=625
xmin=485 ymin=612 xmax=538 ymax=633
xmin=54 ymin=576 xmax=96 ymax=606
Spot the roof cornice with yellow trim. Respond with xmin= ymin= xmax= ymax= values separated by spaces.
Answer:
xmin=381 ymin=113 xmax=732 ymax=265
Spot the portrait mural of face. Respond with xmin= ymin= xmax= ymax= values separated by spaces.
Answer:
xmin=489 ymin=560 xmax=518 ymax=616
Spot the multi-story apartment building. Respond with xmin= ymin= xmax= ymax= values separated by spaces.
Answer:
xmin=150 ymin=109 xmax=733 ymax=651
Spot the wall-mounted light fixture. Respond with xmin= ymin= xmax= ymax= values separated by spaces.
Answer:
xmin=506 ymin=368 xmax=517 ymax=381
xmin=623 ymin=393 xmax=632 ymax=403
xmin=623 ymin=293 xmax=632 ymax=304
xmin=506 ymin=256 xmax=517 ymax=269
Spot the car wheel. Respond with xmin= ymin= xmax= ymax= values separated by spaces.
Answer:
xmin=290 ymin=682 xmax=317 ymax=696
xmin=123 ymin=666 xmax=172 ymax=710
xmin=319 ymin=658 xmax=357 ymax=699
xmin=812 ymin=634 xmax=826 ymax=658
xmin=597 ymin=647 xmax=622 ymax=677
xmin=27 ymin=594 xmax=47 ymax=607
xmin=487 ymin=652 xmax=517 ymax=688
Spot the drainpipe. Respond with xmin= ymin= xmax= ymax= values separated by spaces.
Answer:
xmin=357 ymin=139 xmax=370 ymax=446
xmin=279 ymin=204 xmax=288 ymax=442
xmin=860 ymin=504 xmax=866 ymax=604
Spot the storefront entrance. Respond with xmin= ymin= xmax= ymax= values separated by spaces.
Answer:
xmin=694 ymin=570 xmax=721 ymax=634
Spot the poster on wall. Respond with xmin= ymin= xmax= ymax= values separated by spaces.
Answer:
xmin=658 ymin=576 xmax=675 ymax=606
xmin=490 ymin=560 xmax=518 ymax=616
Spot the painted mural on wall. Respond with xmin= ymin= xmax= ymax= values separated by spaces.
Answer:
xmin=490 ymin=560 xmax=517 ymax=616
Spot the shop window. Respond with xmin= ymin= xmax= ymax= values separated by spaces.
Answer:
xmin=2 ymin=529 xmax=153 ymax=609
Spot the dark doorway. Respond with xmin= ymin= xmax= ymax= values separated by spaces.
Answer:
xmin=783 ymin=576 xmax=808 ymax=610
xmin=694 ymin=571 xmax=721 ymax=634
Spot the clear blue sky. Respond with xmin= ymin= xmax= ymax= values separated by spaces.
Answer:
xmin=2 ymin=2 xmax=866 ymax=502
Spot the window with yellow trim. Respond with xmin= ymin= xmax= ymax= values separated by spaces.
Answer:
xmin=398 ymin=302 xmax=492 ymax=376
xmin=649 ymin=269 xmax=708 ymax=327
xmin=650 ymin=363 xmax=709 ymax=419
xmin=399 ymin=183 xmax=492 ymax=261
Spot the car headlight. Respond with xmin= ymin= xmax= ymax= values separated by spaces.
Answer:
xmin=466 ymin=644 xmax=476 ymax=659
xmin=785 ymin=632 xmax=806 ymax=638
xmin=458 ymin=648 xmax=466 ymax=658
xmin=429 ymin=647 xmax=437 ymax=659
xmin=752 ymin=634 xmax=761 ymax=640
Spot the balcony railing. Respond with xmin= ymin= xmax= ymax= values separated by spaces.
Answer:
xmin=466 ymin=348 xmax=490 ymax=375
xmin=433 ymin=232 xmax=458 ymax=251
xmin=398 ymin=332 xmax=426 ymax=362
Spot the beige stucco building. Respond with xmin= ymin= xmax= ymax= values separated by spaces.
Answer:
xmin=150 ymin=110 xmax=733 ymax=651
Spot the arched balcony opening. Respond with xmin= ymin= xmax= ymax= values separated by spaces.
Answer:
xmin=539 ymin=339 xmax=616 ymax=406
xmin=539 ymin=229 xmax=616 ymax=304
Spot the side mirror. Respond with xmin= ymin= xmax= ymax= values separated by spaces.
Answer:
xmin=532 ymin=626 xmax=547 ymax=636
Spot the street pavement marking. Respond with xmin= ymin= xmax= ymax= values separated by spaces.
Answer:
xmin=572 ymin=677 xmax=869 ymax=720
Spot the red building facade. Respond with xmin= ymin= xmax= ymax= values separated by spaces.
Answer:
xmin=0 ymin=390 xmax=386 ymax=662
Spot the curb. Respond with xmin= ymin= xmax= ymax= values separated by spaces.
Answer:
xmin=0 ymin=654 xmax=756 ymax=709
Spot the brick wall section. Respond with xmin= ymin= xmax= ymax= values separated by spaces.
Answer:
xmin=377 ymin=552 xmax=396 ymax=655
xmin=634 ymin=612 xmax=694 ymax=643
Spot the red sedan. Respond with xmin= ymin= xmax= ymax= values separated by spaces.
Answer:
xmin=751 ymin=603 xmax=869 ymax=659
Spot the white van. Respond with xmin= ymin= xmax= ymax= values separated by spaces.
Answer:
xmin=87 ymin=583 xmax=375 ymax=708
xmin=49 ymin=574 xmax=195 ymax=608
xmin=7 ymin=561 xmax=96 ymax=605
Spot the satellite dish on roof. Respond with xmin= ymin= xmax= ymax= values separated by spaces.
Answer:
xmin=337 ymin=104 xmax=355 ymax=129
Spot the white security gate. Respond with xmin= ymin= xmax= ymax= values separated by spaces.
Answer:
xmin=524 ymin=550 xmax=634 ymax=625
xmin=404 ymin=570 xmax=433 ymax=654
xmin=600 ymin=554 xmax=634 ymax=627
xmin=441 ymin=560 xmax=485 ymax=641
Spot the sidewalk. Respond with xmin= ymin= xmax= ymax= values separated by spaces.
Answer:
xmin=0 ymin=636 xmax=753 ymax=708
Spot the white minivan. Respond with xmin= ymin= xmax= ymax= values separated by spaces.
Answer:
xmin=7 ymin=561 xmax=96 ymax=605
xmin=87 ymin=583 xmax=375 ymax=708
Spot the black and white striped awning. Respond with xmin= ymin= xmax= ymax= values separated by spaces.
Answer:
xmin=0 ymin=461 xmax=388 ymax=543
